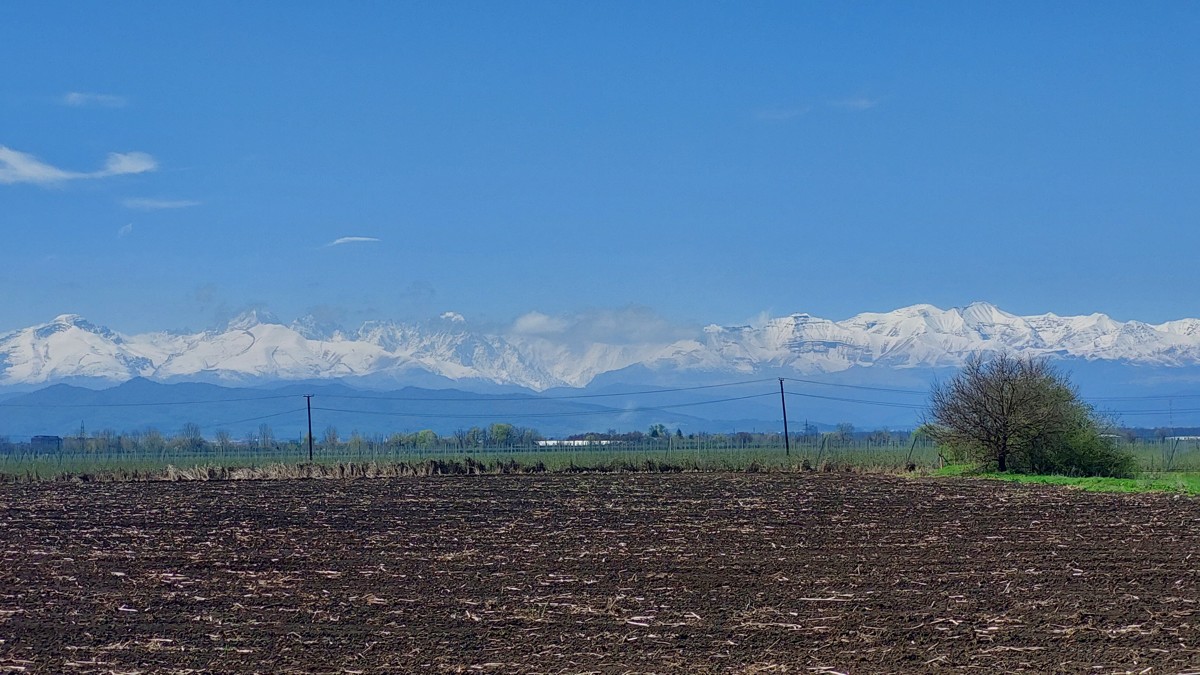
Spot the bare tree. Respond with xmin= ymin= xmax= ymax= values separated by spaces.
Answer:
xmin=179 ymin=422 xmax=204 ymax=451
xmin=833 ymin=423 xmax=855 ymax=446
xmin=927 ymin=353 xmax=1130 ymax=475
xmin=143 ymin=428 xmax=166 ymax=452
xmin=928 ymin=354 xmax=1079 ymax=471
xmin=257 ymin=423 xmax=274 ymax=449
xmin=323 ymin=426 xmax=340 ymax=449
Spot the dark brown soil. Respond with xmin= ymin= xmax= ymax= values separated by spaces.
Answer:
xmin=2 ymin=473 xmax=1199 ymax=673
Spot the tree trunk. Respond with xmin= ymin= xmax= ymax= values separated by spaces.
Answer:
xmin=997 ymin=450 xmax=1007 ymax=472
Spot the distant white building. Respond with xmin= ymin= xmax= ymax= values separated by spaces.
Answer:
xmin=536 ymin=439 xmax=614 ymax=447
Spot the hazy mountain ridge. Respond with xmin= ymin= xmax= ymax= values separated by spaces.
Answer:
xmin=4 ymin=302 xmax=1200 ymax=390
xmin=0 ymin=378 xmax=723 ymax=439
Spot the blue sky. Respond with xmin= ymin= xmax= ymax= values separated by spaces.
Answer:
xmin=2 ymin=2 xmax=1197 ymax=334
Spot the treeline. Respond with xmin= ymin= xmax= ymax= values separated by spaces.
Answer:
xmin=318 ymin=423 xmax=545 ymax=451
xmin=568 ymin=423 xmax=914 ymax=447
xmin=1 ymin=421 xmax=911 ymax=454
xmin=0 ymin=422 xmax=546 ymax=454
xmin=0 ymin=420 xmax=1189 ymax=456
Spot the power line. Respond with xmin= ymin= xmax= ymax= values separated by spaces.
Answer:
xmin=0 ymin=407 xmax=308 ymax=439
xmin=318 ymin=378 xmax=778 ymax=403
xmin=1088 ymin=394 xmax=1200 ymax=401
xmin=1086 ymin=401 xmax=1200 ymax=415
xmin=311 ymin=392 xmax=778 ymax=420
xmin=779 ymin=376 xmax=1200 ymax=404
xmin=3 ymin=383 xmax=1198 ymax=433
xmin=781 ymin=377 xmax=927 ymax=395
xmin=0 ymin=394 xmax=296 ymax=409
xmin=2 ymin=380 xmax=1194 ymax=411
xmin=200 ymin=407 xmax=309 ymax=431
xmin=784 ymin=391 xmax=927 ymax=410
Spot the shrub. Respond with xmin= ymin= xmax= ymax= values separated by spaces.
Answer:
xmin=928 ymin=353 xmax=1135 ymax=477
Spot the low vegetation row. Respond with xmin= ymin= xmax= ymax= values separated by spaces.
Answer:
xmin=3 ymin=437 xmax=1199 ymax=490
xmin=8 ymin=421 xmax=926 ymax=455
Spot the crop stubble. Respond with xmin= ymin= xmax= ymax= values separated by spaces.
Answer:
xmin=1 ymin=473 xmax=1198 ymax=673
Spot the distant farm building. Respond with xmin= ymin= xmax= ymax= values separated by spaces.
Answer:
xmin=30 ymin=435 xmax=63 ymax=451
xmin=536 ymin=439 xmax=615 ymax=447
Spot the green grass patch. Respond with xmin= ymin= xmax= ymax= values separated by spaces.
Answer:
xmin=933 ymin=464 xmax=1200 ymax=495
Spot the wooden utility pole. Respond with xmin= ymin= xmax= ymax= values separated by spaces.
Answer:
xmin=778 ymin=378 xmax=790 ymax=456
xmin=304 ymin=395 xmax=314 ymax=462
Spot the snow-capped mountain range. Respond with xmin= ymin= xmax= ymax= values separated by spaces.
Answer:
xmin=4 ymin=302 xmax=1200 ymax=390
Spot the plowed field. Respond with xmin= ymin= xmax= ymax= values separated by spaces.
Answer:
xmin=2 ymin=473 xmax=1199 ymax=673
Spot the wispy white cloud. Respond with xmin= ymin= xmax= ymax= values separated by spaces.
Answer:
xmin=829 ymin=96 xmax=880 ymax=111
xmin=745 ymin=310 xmax=773 ymax=329
xmin=440 ymin=311 xmax=466 ymax=323
xmin=62 ymin=91 xmax=128 ymax=108
xmin=100 ymin=152 xmax=156 ymax=175
xmin=755 ymin=105 xmax=812 ymax=121
xmin=0 ymin=146 xmax=158 ymax=185
xmin=0 ymin=146 xmax=73 ymax=183
xmin=117 ymin=223 xmax=134 ymax=238
xmin=122 ymin=197 xmax=201 ymax=210
xmin=325 ymin=236 xmax=382 ymax=247
xmin=511 ymin=311 xmax=570 ymax=335
xmin=508 ymin=307 xmax=692 ymax=344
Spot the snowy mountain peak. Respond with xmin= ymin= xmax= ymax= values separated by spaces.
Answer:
xmin=224 ymin=309 xmax=282 ymax=331
xmin=291 ymin=314 xmax=344 ymax=341
xmin=3 ymin=303 xmax=1200 ymax=390
xmin=1158 ymin=319 xmax=1200 ymax=337
xmin=961 ymin=301 xmax=1015 ymax=322
xmin=35 ymin=314 xmax=117 ymax=341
